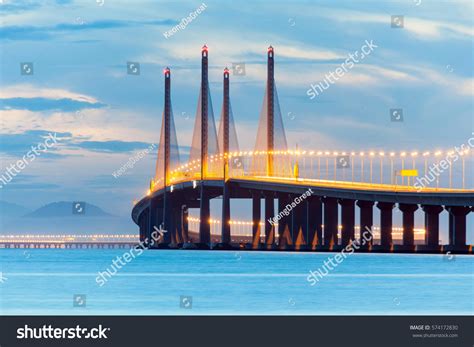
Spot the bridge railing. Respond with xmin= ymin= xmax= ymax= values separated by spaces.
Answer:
xmin=157 ymin=149 xmax=474 ymax=192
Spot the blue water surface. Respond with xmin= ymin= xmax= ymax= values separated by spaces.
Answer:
xmin=0 ymin=250 xmax=472 ymax=315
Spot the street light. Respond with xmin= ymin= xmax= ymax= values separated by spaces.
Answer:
xmin=400 ymin=152 xmax=407 ymax=185
xmin=409 ymin=152 xmax=418 ymax=185
xmin=447 ymin=151 xmax=454 ymax=188
xmin=390 ymin=152 xmax=395 ymax=184
xmin=325 ymin=152 xmax=330 ymax=179
xmin=379 ymin=152 xmax=385 ymax=184
xmin=351 ymin=152 xmax=356 ymax=182
xmin=422 ymin=152 xmax=430 ymax=176
xmin=434 ymin=151 xmax=441 ymax=189
xmin=369 ymin=152 xmax=375 ymax=183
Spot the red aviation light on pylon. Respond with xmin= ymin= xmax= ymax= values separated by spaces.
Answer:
xmin=163 ymin=67 xmax=170 ymax=77
xmin=202 ymin=44 xmax=208 ymax=57
xmin=224 ymin=67 xmax=229 ymax=78
xmin=268 ymin=45 xmax=274 ymax=58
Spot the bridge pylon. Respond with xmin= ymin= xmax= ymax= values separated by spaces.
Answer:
xmin=251 ymin=46 xmax=290 ymax=177
xmin=162 ymin=67 xmax=172 ymax=243
xmin=267 ymin=46 xmax=274 ymax=176
xmin=153 ymin=68 xmax=180 ymax=191
xmin=220 ymin=68 xmax=231 ymax=245
xmin=199 ymin=45 xmax=211 ymax=245
xmin=150 ymin=67 xmax=180 ymax=246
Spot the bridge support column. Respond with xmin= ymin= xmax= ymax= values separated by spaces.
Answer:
xmin=339 ymin=199 xmax=355 ymax=246
xmin=149 ymin=198 xmax=164 ymax=248
xmin=265 ymin=195 xmax=275 ymax=248
xmin=307 ymin=196 xmax=322 ymax=248
xmin=146 ymin=209 xmax=151 ymax=245
xmin=199 ymin=187 xmax=211 ymax=245
xmin=221 ymin=184 xmax=231 ymax=245
xmin=293 ymin=198 xmax=307 ymax=249
xmin=322 ymin=197 xmax=338 ymax=247
xmin=278 ymin=194 xmax=291 ymax=248
xmin=446 ymin=206 xmax=470 ymax=246
xmin=422 ymin=205 xmax=443 ymax=246
xmin=182 ymin=205 xmax=189 ymax=243
xmin=139 ymin=215 xmax=146 ymax=243
xmin=252 ymin=195 xmax=261 ymax=249
xmin=142 ymin=210 xmax=149 ymax=246
xmin=168 ymin=198 xmax=178 ymax=245
xmin=399 ymin=203 xmax=418 ymax=247
xmin=162 ymin=192 xmax=171 ymax=245
xmin=173 ymin=202 xmax=183 ymax=244
xmin=377 ymin=202 xmax=394 ymax=247
xmin=357 ymin=200 xmax=374 ymax=245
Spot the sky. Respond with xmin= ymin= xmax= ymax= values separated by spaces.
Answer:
xmin=0 ymin=0 xmax=473 ymax=218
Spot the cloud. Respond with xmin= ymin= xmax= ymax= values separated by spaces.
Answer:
xmin=394 ymin=64 xmax=474 ymax=97
xmin=268 ymin=45 xmax=344 ymax=61
xmin=139 ymin=36 xmax=345 ymax=69
xmin=317 ymin=116 xmax=385 ymax=131
xmin=0 ymin=182 xmax=61 ymax=190
xmin=0 ymin=130 xmax=71 ymax=156
xmin=308 ymin=8 xmax=473 ymax=41
xmin=0 ymin=128 xmax=156 ymax=157
xmin=0 ymin=19 xmax=178 ymax=41
xmin=0 ymin=97 xmax=105 ymax=112
xmin=0 ymin=0 xmax=41 ymax=14
xmin=217 ymin=61 xmax=414 ymax=89
xmin=75 ymin=140 xmax=156 ymax=153
xmin=0 ymin=84 xmax=99 ymax=103
xmin=0 ymin=84 xmax=106 ymax=112
xmin=0 ymin=108 xmax=158 ymax=145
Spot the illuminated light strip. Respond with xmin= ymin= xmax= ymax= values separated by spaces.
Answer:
xmin=186 ymin=218 xmax=426 ymax=233
xmin=0 ymin=234 xmax=139 ymax=242
xmin=168 ymin=148 xmax=469 ymax=174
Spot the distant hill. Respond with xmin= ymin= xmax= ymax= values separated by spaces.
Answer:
xmin=25 ymin=201 xmax=112 ymax=218
xmin=0 ymin=200 xmax=32 ymax=218
xmin=1 ymin=201 xmax=136 ymax=234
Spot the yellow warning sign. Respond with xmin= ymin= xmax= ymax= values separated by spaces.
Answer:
xmin=400 ymin=169 xmax=418 ymax=177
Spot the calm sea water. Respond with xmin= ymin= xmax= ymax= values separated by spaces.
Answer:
xmin=0 ymin=249 xmax=472 ymax=315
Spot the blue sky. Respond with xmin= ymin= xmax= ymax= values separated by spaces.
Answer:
xmin=0 ymin=0 xmax=473 ymax=217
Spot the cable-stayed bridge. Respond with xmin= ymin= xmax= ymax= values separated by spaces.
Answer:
xmin=132 ymin=45 xmax=474 ymax=253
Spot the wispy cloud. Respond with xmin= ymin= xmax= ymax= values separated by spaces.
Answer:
xmin=0 ymin=0 xmax=41 ymax=14
xmin=0 ymin=84 xmax=106 ymax=112
xmin=308 ymin=8 xmax=473 ymax=40
xmin=0 ymin=19 xmax=177 ymax=41
xmin=75 ymin=140 xmax=156 ymax=153
xmin=0 ymin=97 xmax=105 ymax=112
xmin=0 ymin=130 xmax=70 ymax=156
xmin=0 ymin=129 xmax=156 ymax=156
xmin=0 ymin=84 xmax=99 ymax=103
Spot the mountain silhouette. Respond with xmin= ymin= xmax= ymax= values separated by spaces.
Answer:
xmin=24 ymin=201 xmax=112 ymax=218
xmin=1 ymin=201 xmax=135 ymax=234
